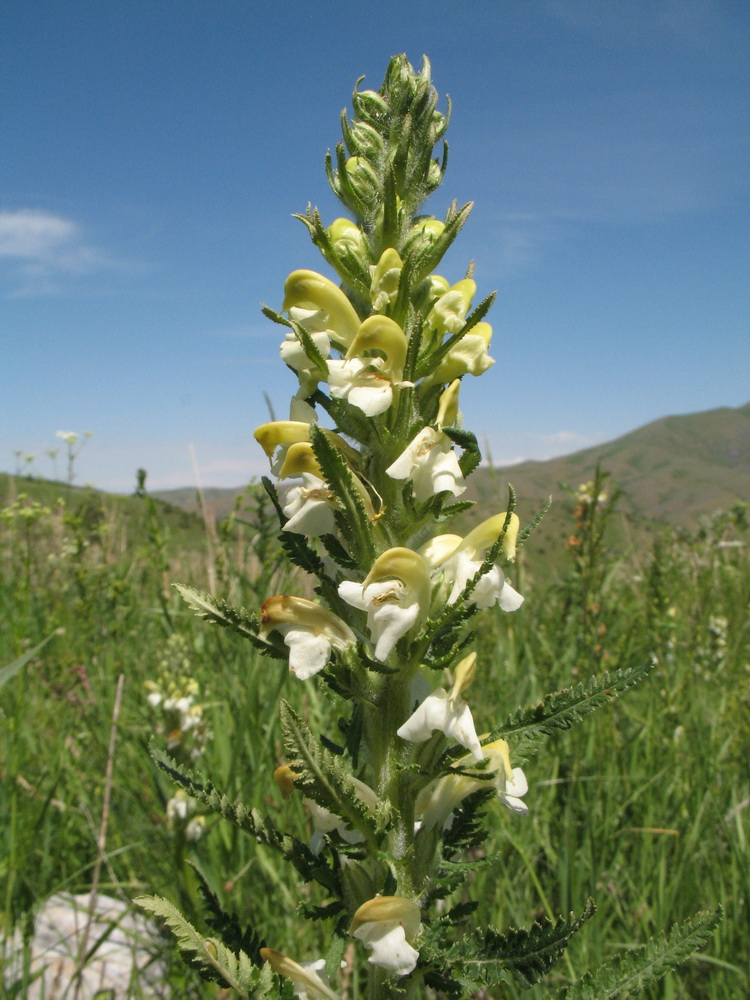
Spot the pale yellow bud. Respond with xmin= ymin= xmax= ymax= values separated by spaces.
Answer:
xmin=362 ymin=547 xmax=432 ymax=613
xmin=436 ymin=379 xmax=461 ymax=428
xmin=450 ymin=651 xmax=477 ymax=703
xmin=260 ymin=595 xmax=356 ymax=647
xmin=253 ymin=421 xmax=310 ymax=458
xmin=349 ymin=896 xmax=421 ymax=938
xmin=461 ymin=512 xmax=520 ymax=562
xmin=273 ymin=764 xmax=298 ymax=800
xmin=369 ymin=248 xmax=403 ymax=310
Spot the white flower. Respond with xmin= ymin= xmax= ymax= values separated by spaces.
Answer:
xmin=397 ymin=653 xmax=482 ymax=760
xmin=327 ymin=356 xmax=396 ymax=416
xmin=386 ymin=427 xmax=465 ymax=502
xmin=429 ymin=322 xmax=495 ymax=382
xmin=426 ymin=513 xmax=523 ymax=612
xmin=185 ymin=816 xmax=206 ymax=842
xmin=302 ymin=775 xmax=379 ymax=854
xmin=279 ymin=473 xmax=336 ymax=536
xmin=166 ymin=791 xmax=191 ymax=823
xmin=349 ymin=896 xmax=421 ymax=977
xmin=338 ymin=548 xmax=431 ymax=662
xmin=304 ymin=798 xmax=365 ymax=854
xmin=281 ymin=308 xmax=332 ymax=395
xmin=327 ymin=314 xmax=410 ymax=417
xmin=260 ymin=596 xmax=356 ymax=680
xmin=416 ymin=738 xmax=528 ymax=831
xmin=260 ymin=948 xmax=341 ymax=1000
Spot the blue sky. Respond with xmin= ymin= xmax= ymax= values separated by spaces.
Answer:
xmin=3 ymin=0 xmax=748 ymax=492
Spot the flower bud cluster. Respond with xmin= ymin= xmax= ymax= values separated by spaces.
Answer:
xmin=144 ymin=634 xmax=210 ymax=760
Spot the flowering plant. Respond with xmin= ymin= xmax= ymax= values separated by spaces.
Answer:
xmin=136 ymin=55 xmax=719 ymax=999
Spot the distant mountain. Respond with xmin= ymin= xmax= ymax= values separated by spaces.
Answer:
xmin=471 ymin=401 xmax=750 ymax=525
xmin=152 ymin=402 xmax=750 ymax=540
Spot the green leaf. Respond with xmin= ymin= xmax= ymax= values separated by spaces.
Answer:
xmin=454 ymin=899 xmax=596 ymax=990
xmin=443 ymin=425 xmax=482 ymax=477
xmin=485 ymin=660 xmax=655 ymax=763
xmin=189 ymin=861 xmax=264 ymax=966
xmin=0 ymin=631 xmax=59 ymax=689
xmin=556 ymin=907 xmax=723 ymax=1000
xmin=280 ymin=701 xmax=377 ymax=846
xmin=150 ymin=745 xmax=339 ymax=894
xmin=133 ymin=895 xmax=273 ymax=998
xmin=310 ymin=424 xmax=375 ymax=565
xmin=173 ymin=584 xmax=286 ymax=660
xmin=288 ymin=317 xmax=329 ymax=375
xmin=517 ymin=495 xmax=552 ymax=549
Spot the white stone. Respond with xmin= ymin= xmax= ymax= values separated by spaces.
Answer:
xmin=3 ymin=892 xmax=165 ymax=999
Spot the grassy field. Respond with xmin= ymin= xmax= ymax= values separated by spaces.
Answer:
xmin=1 ymin=472 xmax=748 ymax=998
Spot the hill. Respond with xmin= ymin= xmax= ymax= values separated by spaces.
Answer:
xmin=471 ymin=401 xmax=750 ymax=527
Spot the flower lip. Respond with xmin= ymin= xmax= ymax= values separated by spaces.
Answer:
xmin=349 ymin=895 xmax=421 ymax=977
xmin=260 ymin=595 xmax=356 ymax=647
xmin=349 ymin=895 xmax=421 ymax=937
xmin=361 ymin=547 xmax=432 ymax=613
xmin=345 ymin=314 xmax=408 ymax=378
xmin=278 ymin=442 xmax=323 ymax=479
xmin=282 ymin=269 xmax=361 ymax=347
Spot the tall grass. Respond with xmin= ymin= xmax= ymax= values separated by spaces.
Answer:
xmin=1 ymin=473 xmax=747 ymax=997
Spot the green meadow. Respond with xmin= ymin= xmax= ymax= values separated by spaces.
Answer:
xmin=1 ymin=470 xmax=748 ymax=998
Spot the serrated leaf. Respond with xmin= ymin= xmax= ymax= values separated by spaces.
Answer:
xmin=517 ymin=495 xmax=552 ymax=549
xmin=443 ymin=426 xmax=482 ymax=478
xmin=133 ymin=895 xmax=272 ymax=998
xmin=310 ymin=424 xmax=375 ymax=565
xmin=484 ymin=661 xmax=655 ymax=763
xmin=280 ymin=701 xmax=377 ymax=846
xmin=556 ymin=907 xmax=722 ymax=1000
xmin=173 ymin=584 xmax=285 ymax=660
xmin=288 ymin=317 xmax=329 ymax=375
xmin=454 ymin=899 xmax=596 ymax=989
xmin=189 ymin=861 xmax=264 ymax=965
xmin=150 ymin=745 xmax=339 ymax=894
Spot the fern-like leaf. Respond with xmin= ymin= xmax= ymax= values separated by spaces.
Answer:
xmin=310 ymin=424 xmax=375 ymax=565
xmin=453 ymin=899 xmax=596 ymax=990
xmin=189 ymin=862 xmax=264 ymax=965
xmin=555 ymin=907 xmax=722 ymax=1000
xmin=173 ymin=584 xmax=285 ymax=660
xmin=443 ymin=426 xmax=482 ymax=477
xmin=280 ymin=701 xmax=377 ymax=845
xmin=133 ymin=895 xmax=273 ymax=999
xmin=517 ymin=495 xmax=552 ymax=549
xmin=150 ymin=745 xmax=339 ymax=894
xmin=483 ymin=660 xmax=655 ymax=763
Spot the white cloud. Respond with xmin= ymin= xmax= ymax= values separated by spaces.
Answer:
xmin=0 ymin=208 xmax=109 ymax=294
xmin=0 ymin=209 xmax=78 ymax=258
